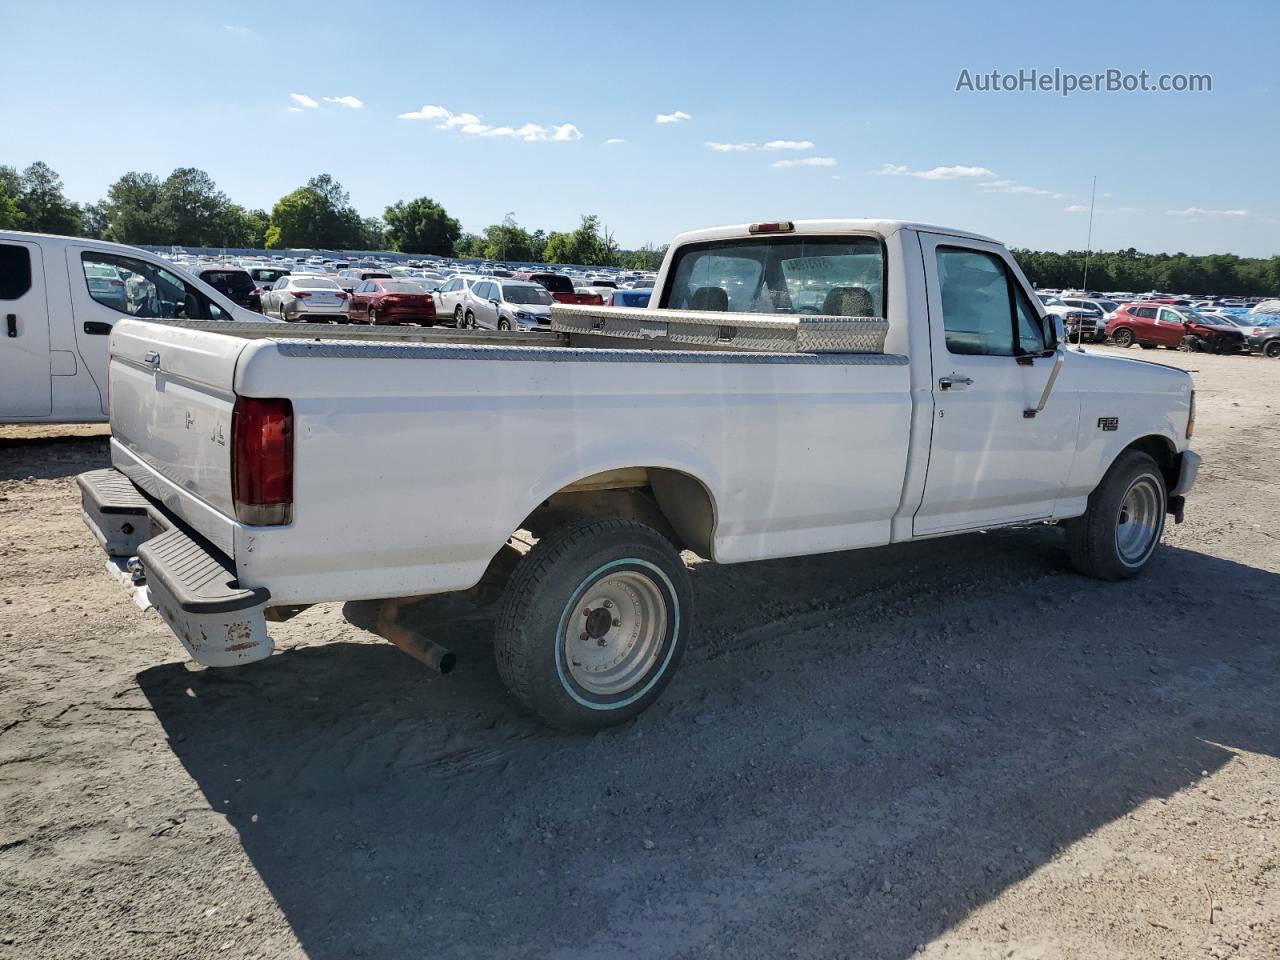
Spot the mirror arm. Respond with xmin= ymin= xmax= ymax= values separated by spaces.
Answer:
xmin=1023 ymin=348 xmax=1066 ymax=419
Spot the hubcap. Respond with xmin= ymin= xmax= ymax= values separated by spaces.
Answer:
xmin=563 ymin=571 xmax=667 ymax=696
xmin=1115 ymin=475 xmax=1162 ymax=565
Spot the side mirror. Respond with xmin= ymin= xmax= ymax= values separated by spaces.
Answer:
xmin=1050 ymin=315 xmax=1066 ymax=348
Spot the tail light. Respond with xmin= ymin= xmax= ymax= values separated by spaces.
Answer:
xmin=232 ymin=397 xmax=293 ymax=526
xmin=337 ymin=292 xmax=350 ymax=300
xmin=293 ymin=291 xmax=311 ymax=298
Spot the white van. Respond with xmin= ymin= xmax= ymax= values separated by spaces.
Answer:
xmin=0 ymin=231 xmax=267 ymax=423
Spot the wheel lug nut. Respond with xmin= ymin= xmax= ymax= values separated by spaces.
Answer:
xmin=580 ymin=632 xmax=589 ymax=642
xmin=601 ymin=600 xmax=612 ymax=609
xmin=612 ymin=618 xmax=622 ymax=627
xmin=583 ymin=608 xmax=591 ymax=617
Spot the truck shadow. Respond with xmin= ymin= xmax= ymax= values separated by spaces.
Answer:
xmin=136 ymin=531 xmax=1280 ymax=960
xmin=0 ymin=433 xmax=110 ymax=481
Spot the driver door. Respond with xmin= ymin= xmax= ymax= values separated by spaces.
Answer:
xmin=1155 ymin=308 xmax=1185 ymax=347
xmin=913 ymin=234 xmax=1080 ymax=535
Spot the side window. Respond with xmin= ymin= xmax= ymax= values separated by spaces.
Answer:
xmin=1159 ymin=309 xmax=1182 ymax=324
xmin=936 ymin=248 xmax=1015 ymax=356
xmin=0 ymin=244 xmax=33 ymax=299
xmin=1133 ymin=306 xmax=1156 ymax=319
xmin=1015 ymin=285 xmax=1049 ymax=352
xmin=81 ymin=252 xmax=229 ymax=321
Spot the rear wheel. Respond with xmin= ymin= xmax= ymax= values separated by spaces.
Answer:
xmin=1111 ymin=328 xmax=1134 ymax=347
xmin=495 ymin=519 xmax=692 ymax=731
xmin=1065 ymin=450 xmax=1167 ymax=580
xmin=369 ymin=308 xmax=379 ymax=326
xmin=464 ymin=310 xmax=476 ymax=329
xmin=1265 ymin=340 xmax=1280 ymax=359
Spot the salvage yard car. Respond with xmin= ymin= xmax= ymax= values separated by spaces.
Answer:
xmin=77 ymin=219 xmax=1200 ymax=731
xmin=1106 ymin=303 xmax=1249 ymax=353
xmin=0 ymin=230 xmax=265 ymax=423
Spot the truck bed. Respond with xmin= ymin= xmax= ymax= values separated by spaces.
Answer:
xmin=106 ymin=317 xmax=913 ymax=607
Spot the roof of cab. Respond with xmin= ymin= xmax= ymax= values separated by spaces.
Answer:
xmin=666 ymin=219 xmax=1000 ymax=247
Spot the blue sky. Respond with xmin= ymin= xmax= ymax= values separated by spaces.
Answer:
xmin=3 ymin=0 xmax=1277 ymax=255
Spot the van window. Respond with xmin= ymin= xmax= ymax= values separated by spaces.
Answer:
xmin=81 ymin=252 xmax=230 ymax=321
xmin=0 ymin=244 xmax=32 ymax=299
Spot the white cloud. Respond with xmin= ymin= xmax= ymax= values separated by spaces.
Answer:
xmin=875 ymin=163 xmax=909 ymax=176
xmin=656 ymin=110 xmax=691 ymax=124
xmin=707 ymin=139 xmax=817 ymax=153
xmin=604 ymin=138 xmax=626 ymax=145
xmin=223 ymin=24 xmax=256 ymax=36
xmin=287 ymin=107 xmax=303 ymax=113
xmin=323 ymin=95 xmax=364 ymax=109
xmin=1167 ymin=207 xmax=1248 ymax=218
xmin=878 ymin=163 xmax=996 ymax=180
xmin=398 ymin=105 xmax=582 ymax=142
xmin=977 ymin=178 xmax=1062 ymax=199
xmin=290 ymin=93 xmax=319 ymax=109
xmin=1064 ymin=204 xmax=1090 ymax=213
xmin=771 ymin=156 xmax=837 ymax=168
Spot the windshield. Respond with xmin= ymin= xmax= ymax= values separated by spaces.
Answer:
xmin=202 ymin=270 xmax=255 ymax=296
xmin=663 ymin=235 xmax=885 ymax=315
xmin=251 ymin=268 xmax=289 ymax=282
xmin=503 ymin=284 xmax=554 ymax=305
xmin=1097 ymin=300 xmax=1118 ymax=312
xmin=532 ymin=274 xmax=574 ymax=294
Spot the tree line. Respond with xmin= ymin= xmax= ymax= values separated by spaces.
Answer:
xmin=1 ymin=160 xmax=1275 ymax=288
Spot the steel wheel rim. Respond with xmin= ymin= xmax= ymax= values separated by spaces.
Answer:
xmin=563 ymin=570 xmax=668 ymax=696
xmin=1115 ymin=475 xmax=1162 ymax=565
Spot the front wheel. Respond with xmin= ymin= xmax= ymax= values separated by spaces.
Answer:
xmin=1111 ymin=328 xmax=1134 ymax=347
xmin=498 ymin=318 xmax=511 ymax=331
xmin=369 ymin=308 xmax=379 ymax=326
xmin=1065 ymin=450 xmax=1167 ymax=580
xmin=453 ymin=305 xmax=464 ymax=328
xmin=464 ymin=310 xmax=476 ymax=329
xmin=1264 ymin=341 xmax=1280 ymax=359
xmin=495 ymin=519 xmax=693 ymax=731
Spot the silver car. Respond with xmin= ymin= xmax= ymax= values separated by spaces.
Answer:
xmin=463 ymin=279 xmax=555 ymax=331
xmin=260 ymin=275 xmax=350 ymax=322
xmin=432 ymin=275 xmax=485 ymax=328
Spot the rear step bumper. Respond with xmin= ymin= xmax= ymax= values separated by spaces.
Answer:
xmin=77 ymin=468 xmax=274 ymax=667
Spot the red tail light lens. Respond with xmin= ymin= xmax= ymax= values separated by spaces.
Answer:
xmin=231 ymin=397 xmax=293 ymax=526
xmin=293 ymin=291 xmax=311 ymax=298
xmin=337 ymin=292 xmax=349 ymax=300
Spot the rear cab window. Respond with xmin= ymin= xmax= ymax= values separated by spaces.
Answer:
xmin=661 ymin=235 xmax=885 ymax=317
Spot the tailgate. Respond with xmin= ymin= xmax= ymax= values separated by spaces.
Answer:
xmin=108 ymin=320 xmax=246 ymax=537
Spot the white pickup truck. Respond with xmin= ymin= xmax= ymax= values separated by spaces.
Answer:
xmin=77 ymin=219 xmax=1200 ymax=730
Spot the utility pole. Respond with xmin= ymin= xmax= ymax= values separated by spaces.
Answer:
xmin=1082 ymin=175 xmax=1097 ymax=292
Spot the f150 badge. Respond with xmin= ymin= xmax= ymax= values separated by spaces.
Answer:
xmin=1097 ymin=417 xmax=1119 ymax=432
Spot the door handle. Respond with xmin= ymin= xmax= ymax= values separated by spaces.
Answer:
xmin=83 ymin=321 xmax=112 ymax=335
xmin=5 ymin=314 xmax=14 ymax=338
xmin=938 ymin=375 xmax=974 ymax=391
xmin=143 ymin=351 xmax=161 ymax=369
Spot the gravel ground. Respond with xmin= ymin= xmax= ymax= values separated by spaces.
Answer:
xmin=1 ymin=346 xmax=1277 ymax=960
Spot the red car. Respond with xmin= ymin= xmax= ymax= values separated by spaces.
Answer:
xmin=348 ymin=279 xmax=437 ymax=325
xmin=516 ymin=272 xmax=604 ymax=306
xmin=1106 ymin=303 xmax=1248 ymax=353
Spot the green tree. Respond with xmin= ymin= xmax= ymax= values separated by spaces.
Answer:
xmin=102 ymin=171 xmax=166 ymax=244
xmin=360 ymin=216 xmax=386 ymax=251
xmin=383 ymin=196 xmax=462 ymax=255
xmin=16 ymin=161 xmax=81 ymax=235
xmin=0 ymin=167 xmax=24 ymax=229
xmin=157 ymin=167 xmax=239 ymax=247
xmin=453 ymin=232 xmax=486 ymax=259
xmin=480 ymin=213 xmax=535 ymax=261
xmin=268 ymin=174 xmax=365 ymax=249
xmin=80 ymin=201 xmax=109 ymax=239
xmin=543 ymin=214 xmax=614 ymax=266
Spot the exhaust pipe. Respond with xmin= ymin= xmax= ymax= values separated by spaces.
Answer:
xmin=373 ymin=595 xmax=456 ymax=674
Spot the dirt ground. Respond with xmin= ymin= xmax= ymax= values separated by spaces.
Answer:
xmin=1 ymin=346 xmax=1277 ymax=960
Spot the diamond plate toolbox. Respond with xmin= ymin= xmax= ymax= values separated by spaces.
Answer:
xmin=550 ymin=304 xmax=889 ymax=354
